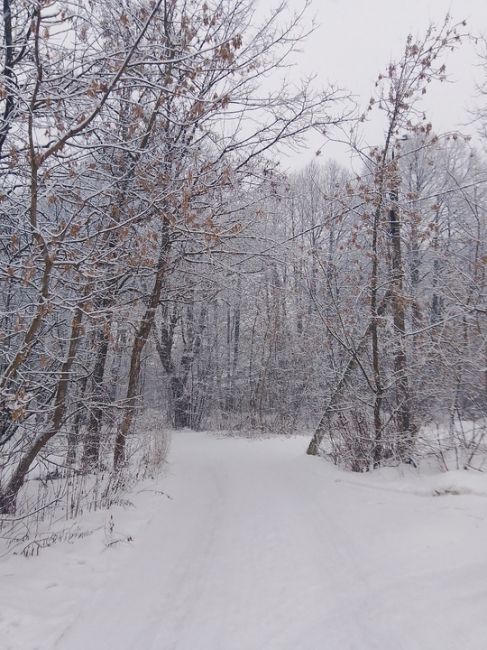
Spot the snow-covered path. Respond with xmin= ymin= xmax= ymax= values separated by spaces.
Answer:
xmin=3 ymin=432 xmax=487 ymax=649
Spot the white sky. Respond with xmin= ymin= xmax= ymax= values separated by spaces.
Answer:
xmin=278 ymin=0 xmax=487 ymax=169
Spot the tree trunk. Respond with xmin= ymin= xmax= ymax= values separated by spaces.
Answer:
xmin=307 ymin=290 xmax=391 ymax=456
xmin=172 ymin=376 xmax=191 ymax=428
xmin=371 ymin=204 xmax=384 ymax=467
xmin=82 ymin=313 xmax=112 ymax=471
xmin=0 ymin=304 xmax=84 ymax=513
xmin=113 ymin=230 xmax=170 ymax=470
xmin=388 ymin=186 xmax=416 ymax=459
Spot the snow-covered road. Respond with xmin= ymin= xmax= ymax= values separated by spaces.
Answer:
xmin=2 ymin=432 xmax=487 ymax=649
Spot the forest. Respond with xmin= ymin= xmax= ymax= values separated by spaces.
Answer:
xmin=3 ymin=3 xmax=487 ymax=648
xmin=1 ymin=1 xmax=486 ymax=523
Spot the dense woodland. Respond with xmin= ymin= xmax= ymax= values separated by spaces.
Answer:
xmin=1 ymin=0 xmax=487 ymax=518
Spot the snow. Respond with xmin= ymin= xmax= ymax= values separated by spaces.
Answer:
xmin=1 ymin=431 xmax=487 ymax=650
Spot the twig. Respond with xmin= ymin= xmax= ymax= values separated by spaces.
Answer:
xmin=136 ymin=488 xmax=173 ymax=499
xmin=0 ymin=497 xmax=63 ymax=523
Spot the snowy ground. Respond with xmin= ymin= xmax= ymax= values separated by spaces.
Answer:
xmin=1 ymin=431 xmax=487 ymax=650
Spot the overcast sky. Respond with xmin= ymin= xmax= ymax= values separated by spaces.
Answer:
xmin=279 ymin=0 xmax=487 ymax=169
